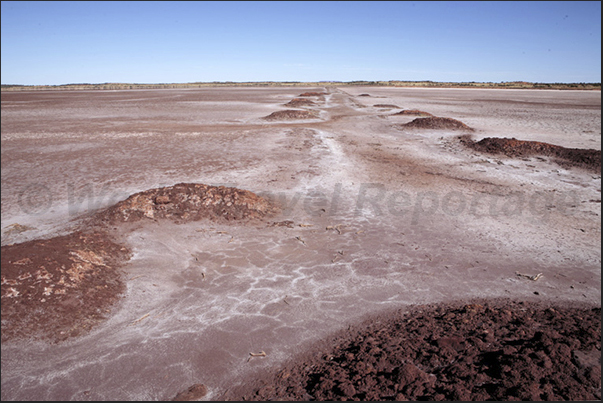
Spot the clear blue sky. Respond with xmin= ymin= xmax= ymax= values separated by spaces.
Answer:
xmin=1 ymin=1 xmax=601 ymax=85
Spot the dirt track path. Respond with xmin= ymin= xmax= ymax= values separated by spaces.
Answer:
xmin=1 ymin=87 xmax=600 ymax=400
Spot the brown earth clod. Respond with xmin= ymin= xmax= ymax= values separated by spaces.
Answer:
xmin=400 ymin=117 xmax=475 ymax=131
xmin=373 ymin=104 xmax=401 ymax=109
xmin=285 ymin=98 xmax=316 ymax=107
xmin=298 ymin=92 xmax=326 ymax=97
xmin=94 ymin=183 xmax=274 ymax=224
xmin=262 ymin=109 xmax=319 ymax=121
xmin=392 ymin=109 xmax=435 ymax=117
xmin=1 ymin=230 xmax=131 ymax=343
xmin=171 ymin=384 xmax=208 ymax=401
xmin=460 ymin=135 xmax=602 ymax=173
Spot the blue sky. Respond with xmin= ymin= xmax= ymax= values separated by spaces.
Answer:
xmin=1 ymin=1 xmax=601 ymax=85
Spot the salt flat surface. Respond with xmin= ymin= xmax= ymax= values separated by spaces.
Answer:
xmin=1 ymin=86 xmax=600 ymax=400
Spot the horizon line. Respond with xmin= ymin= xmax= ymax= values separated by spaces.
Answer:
xmin=2 ymin=80 xmax=601 ymax=87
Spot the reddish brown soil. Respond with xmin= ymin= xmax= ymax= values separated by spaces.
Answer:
xmin=94 ymin=182 xmax=274 ymax=225
xmin=299 ymin=92 xmax=326 ymax=97
xmin=392 ymin=109 xmax=434 ymax=117
xmin=461 ymin=136 xmax=601 ymax=173
xmin=262 ymin=109 xmax=319 ymax=120
xmin=1 ymin=230 xmax=131 ymax=343
xmin=373 ymin=104 xmax=401 ymax=109
xmin=401 ymin=117 xmax=474 ymax=131
xmin=285 ymin=98 xmax=316 ymax=107
xmin=358 ymin=93 xmax=371 ymax=97
xmin=1 ymin=183 xmax=274 ymax=344
xmin=172 ymin=384 xmax=208 ymax=401
xmin=223 ymin=300 xmax=601 ymax=401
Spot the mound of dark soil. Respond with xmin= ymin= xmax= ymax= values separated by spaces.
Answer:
xmin=95 ymin=183 xmax=273 ymax=224
xmin=299 ymin=92 xmax=326 ymax=97
xmin=401 ymin=117 xmax=474 ymax=131
xmin=262 ymin=109 xmax=319 ymax=121
xmin=373 ymin=104 xmax=401 ymax=109
xmin=358 ymin=94 xmax=371 ymax=97
xmin=392 ymin=109 xmax=434 ymax=117
xmin=1 ymin=183 xmax=273 ymax=344
xmin=285 ymin=98 xmax=316 ymax=107
xmin=461 ymin=136 xmax=601 ymax=173
xmin=223 ymin=300 xmax=601 ymax=401
xmin=1 ymin=231 xmax=131 ymax=343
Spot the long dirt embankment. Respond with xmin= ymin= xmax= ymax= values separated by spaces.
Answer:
xmin=460 ymin=135 xmax=601 ymax=173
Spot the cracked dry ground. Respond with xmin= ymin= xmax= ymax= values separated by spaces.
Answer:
xmin=1 ymin=86 xmax=600 ymax=401
xmin=2 ymin=183 xmax=274 ymax=343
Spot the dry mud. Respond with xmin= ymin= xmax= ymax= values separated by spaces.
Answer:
xmin=1 ymin=86 xmax=601 ymax=401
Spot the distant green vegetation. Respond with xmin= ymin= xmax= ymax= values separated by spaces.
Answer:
xmin=1 ymin=81 xmax=600 ymax=91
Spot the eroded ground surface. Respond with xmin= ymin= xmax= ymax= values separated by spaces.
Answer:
xmin=1 ymin=86 xmax=601 ymax=400
xmin=1 ymin=231 xmax=130 ymax=343
xmin=231 ymin=300 xmax=601 ymax=401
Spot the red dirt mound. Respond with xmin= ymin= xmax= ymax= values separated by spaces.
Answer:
xmin=392 ymin=109 xmax=434 ymax=117
xmin=401 ymin=117 xmax=474 ymax=131
xmin=1 ymin=184 xmax=272 ymax=344
xmin=358 ymin=94 xmax=371 ymax=97
xmin=94 ymin=183 xmax=273 ymax=224
xmin=222 ymin=300 xmax=601 ymax=401
xmin=1 ymin=231 xmax=131 ymax=343
xmin=285 ymin=98 xmax=316 ymax=107
xmin=172 ymin=384 xmax=208 ymax=401
xmin=299 ymin=92 xmax=326 ymax=97
xmin=460 ymin=136 xmax=601 ymax=173
xmin=373 ymin=104 xmax=401 ymax=109
xmin=262 ymin=109 xmax=319 ymax=121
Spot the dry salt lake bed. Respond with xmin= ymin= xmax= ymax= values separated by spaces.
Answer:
xmin=1 ymin=86 xmax=600 ymax=400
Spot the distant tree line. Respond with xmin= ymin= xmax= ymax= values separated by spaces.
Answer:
xmin=2 ymin=81 xmax=600 ymax=91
